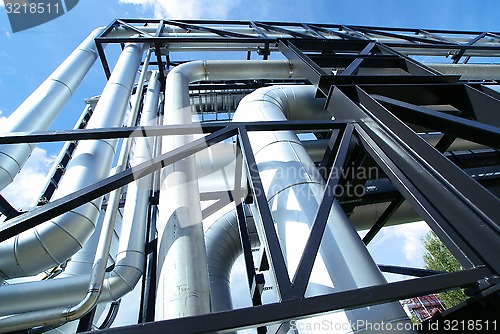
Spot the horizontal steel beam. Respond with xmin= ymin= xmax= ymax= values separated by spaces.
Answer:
xmin=0 ymin=127 xmax=236 ymax=243
xmin=87 ymin=267 xmax=490 ymax=334
xmin=0 ymin=121 xmax=344 ymax=144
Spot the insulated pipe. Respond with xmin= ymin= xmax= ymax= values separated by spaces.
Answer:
xmin=102 ymin=71 xmax=161 ymax=302
xmin=0 ymin=72 xmax=160 ymax=329
xmin=205 ymin=209 xmax=259 ymax=312
xmin=40 ymin=68 xmax=156 ymax=334
xmin=156 ymin=60 xmax=299 ymax=320
xmin=0 ymin=28 xmax=103 ymax=192
xmin=233 ymin=85 xmax=414 ymax=333
xmin=0 ymin=43 xmax=146 ymax=280
xmin=428 ymin=63 xmax=500 ymax=80
xmin=41 ymin=70 xmax=158 ymax=334
xmin=205 ymin=210 xmax=244 ymax=313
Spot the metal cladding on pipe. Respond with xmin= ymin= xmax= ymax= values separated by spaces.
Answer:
xmin=205 ymin=209 xmax=259 ymax=313
xmin=0 ymin=43 xmax=146 ymax=280
xmin=156 ymin=60 xmax=299 ymax=320
xmin=0 ymin=28 xmax=104 ymax=192
xmin=0 ymin=75 xmax=160 ymax=332
xmin=0 ymin=74 xmax=161 ymax=320
xmin=428 ymin=63 xmax=500 ymax=80
xmin=203 ymin=217 xmax=239 ymax=317
xmin=233 ymin=85 xmax=414 ymax=333
xmin=157 ymin=63 xmax=211 ymax=320
xmin=205 ymin=210 xmax=242 ymax=313
xmin=102 ymin=71 xmax=161 ymax=301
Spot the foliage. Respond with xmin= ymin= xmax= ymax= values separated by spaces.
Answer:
xmin=422 ymin=231 xmax=468 ymax=309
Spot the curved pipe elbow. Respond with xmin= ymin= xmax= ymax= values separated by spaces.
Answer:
xmin=102 ymin=254 xmax=144 ymax=301
xmin=0 ymin=202 xmax=101 ymax=279
xmin=170 ymin=60 xmax=299 ymax=86
xmin=170 ymin=60 xmax=208 ymax=82
xmin=205 ymin=209 xmax=259 ymax=312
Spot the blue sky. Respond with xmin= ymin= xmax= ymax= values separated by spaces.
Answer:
xmin=0 ymin=0 xmax=499 ymax=328
xmin=1 ymin=0 xmax=499 ymax=134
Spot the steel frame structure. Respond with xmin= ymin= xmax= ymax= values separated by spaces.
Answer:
xmin=1 ymin=19 xmax=499 ymax=333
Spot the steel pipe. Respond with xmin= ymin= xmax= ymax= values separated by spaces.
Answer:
xmin=0 ymin=28 xmax=103 ymax=192
xmin=0 ymin=71 xmax=158 ymax=333
xmin=205 ymin=208 xmax=259 ymax=313
xmin=156 ymin=60 xmax=300 ymax=320
xmin=233 ymin=85 xmax=414 ymax=333
xmin=0 ymin=43 xmax=145 ymax=280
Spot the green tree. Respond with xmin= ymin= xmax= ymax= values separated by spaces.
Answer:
xmin=422 ymin=231 xmax=468 ymax=309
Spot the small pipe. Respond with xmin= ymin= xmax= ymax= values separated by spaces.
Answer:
xmin=130 ymin=49 xmax=154 ymax=123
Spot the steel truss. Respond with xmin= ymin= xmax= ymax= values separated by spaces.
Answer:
xmin=1 ymin=19 xmax=499 ymax=333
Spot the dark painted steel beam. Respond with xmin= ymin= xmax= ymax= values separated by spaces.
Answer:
xmin=341 ymin=42 xmax=376 ymax=76
xmin=154 ymin=20 xmax=166 ymax=83
xmin=0 ymin=127 xmax=236 ymax=243
xmin=238 ymin=127 xmax=294 ymax=300
xmin=372 ymin=94 xmax=500 ymax=149
xmin=378 ymin=265 xmax=445 ymax=277
xmin=342 ymin=88 xmax=500 ymax=274
xmin=292 ymin=124 xmax=354 ymax=298
xmin=452 ymin=32 xmax=488 ymax=63
xmin=0 ymin=120 xmax=343 ymax=144
xmin=362 ymin=196 xmax=405 ymax=245
xmin=0 ymin=195 xmax=20 ymax=219
xmin=86 ymin=267 xmax=490 ymax=334
xmin=165 ymin=20 xmax=254 ymax=38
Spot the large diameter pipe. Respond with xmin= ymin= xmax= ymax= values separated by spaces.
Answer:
xmin=156 ymin=63 xmax=211 ymax=319
xmin=233 ymin=85 xmax=414 ymax=333
xmin=0 ymin=74 xmax=160 ymax=321
xmin=0 ymin=43 xmax=145 ymax=280
xmin=156 ymin=60 xmax=299 ymax=320
xmin=0 ymin=28 xmax=103 ymax=192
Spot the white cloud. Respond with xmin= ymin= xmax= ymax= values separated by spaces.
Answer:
xmin=0 ymin=114 xmax=7 ymax=128
xmin=378 ymin=221 xmax=430 ymax=266
xmin=1 ymin=146 xmax=56 ymax=209
xmin=119 ymin=0 xmax=241 ymax=20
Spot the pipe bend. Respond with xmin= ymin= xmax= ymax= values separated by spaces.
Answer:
xmin=205 ymin=208 xmax=259 ymax=312
xmin=170 ymin=60 xmax=207 ymax=82
xmin=205 ymin=210 xmax=243 ymax=312
xmin=102 ymin=260 xmax=143 ymax=301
